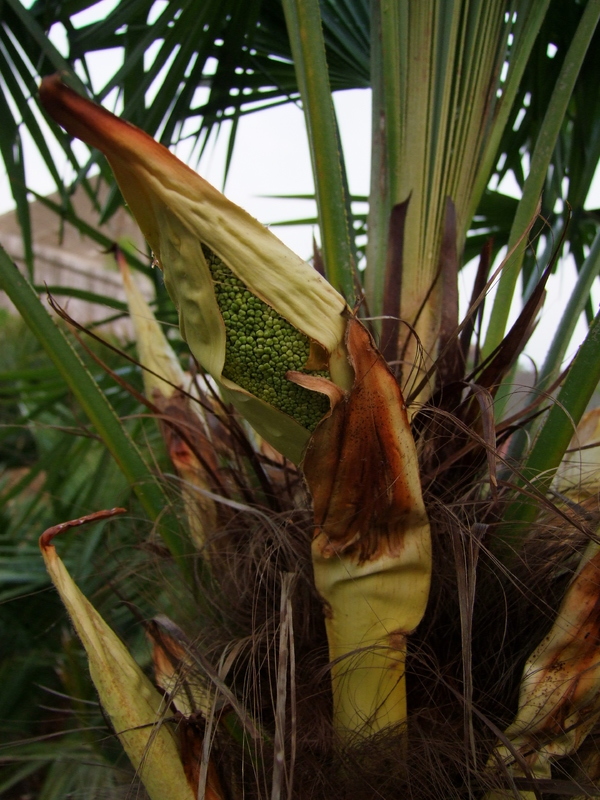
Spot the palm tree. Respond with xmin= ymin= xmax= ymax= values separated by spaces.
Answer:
xmin=1 ymin=0 xmax=600 ymax=797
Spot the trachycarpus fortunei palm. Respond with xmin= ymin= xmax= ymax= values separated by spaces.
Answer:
xmin=27 ymin=0 xmax=600 ymax=796
xmin=39 ymin=72 xmax=431 ymax=765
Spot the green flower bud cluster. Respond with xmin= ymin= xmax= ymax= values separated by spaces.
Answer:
xmin=203 ymin=246 xmax=330 ymax=431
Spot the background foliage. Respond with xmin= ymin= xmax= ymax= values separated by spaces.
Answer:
xmin=1 ymin=0 xmax=600 ymax=797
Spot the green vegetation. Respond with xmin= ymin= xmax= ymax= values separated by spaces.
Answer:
xmin=0 ymin=1 xmax=600 ymax=798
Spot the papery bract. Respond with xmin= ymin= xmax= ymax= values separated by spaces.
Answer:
xmin=40 ymin=74 xmax=352 ymax=463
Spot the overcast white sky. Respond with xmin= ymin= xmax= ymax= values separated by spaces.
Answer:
xmin=2 ymin=0 xmax=600 ymax=369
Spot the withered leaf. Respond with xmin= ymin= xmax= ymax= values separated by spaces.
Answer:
xmin=292 ymin=318 xmax=428 ymax=563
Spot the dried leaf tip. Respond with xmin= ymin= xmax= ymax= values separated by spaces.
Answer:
xmin=297 ymin=318 xmax=429 ymax=563
xmin=39 ymin=507 xmax=127 ymax=550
